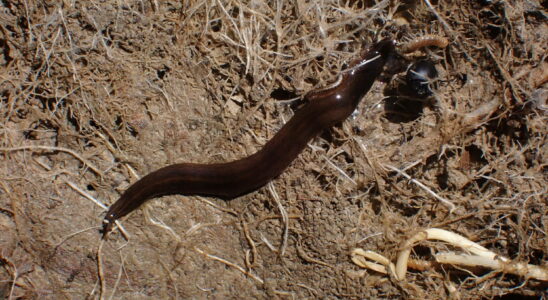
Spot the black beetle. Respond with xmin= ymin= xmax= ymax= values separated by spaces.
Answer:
xmin=406 ymin=60 xmax=438 ymax=97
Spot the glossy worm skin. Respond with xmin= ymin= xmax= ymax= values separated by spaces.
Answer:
xmin=102 ymin=39 xmax=395 ymax=237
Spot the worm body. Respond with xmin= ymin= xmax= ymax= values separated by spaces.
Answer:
xmin=102 ymin=39 xmax=395 ymax=237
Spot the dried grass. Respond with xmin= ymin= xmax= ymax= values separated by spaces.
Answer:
xmin=0 ymin=0 xmax=546 ymax=298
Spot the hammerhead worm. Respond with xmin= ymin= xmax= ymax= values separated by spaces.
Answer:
xmin=102 ymin=39 xmax=396 ymax=237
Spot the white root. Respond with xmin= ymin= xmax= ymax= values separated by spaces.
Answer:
xmin=352 ymin=228 xmax=548 ymax=282
xmin=435 ymin=252 xmax=548 ymax=281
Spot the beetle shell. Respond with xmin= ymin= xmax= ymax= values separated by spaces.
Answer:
xmin=406 ymin=60 xmax=438 ymax=97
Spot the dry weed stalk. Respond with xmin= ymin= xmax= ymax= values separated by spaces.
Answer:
xmin=195 ymin=247 xmax=264 ymax=284
xmin=384 ymin=164 xmax=456 ymax=213
xmin=0 ymin=145 xmax=103 ymax=176
xmin=0 ymin=253 xmax=17 ymax=300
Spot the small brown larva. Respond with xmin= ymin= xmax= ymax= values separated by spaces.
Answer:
xmin=401 ymin=34 xmax=449 ymax=53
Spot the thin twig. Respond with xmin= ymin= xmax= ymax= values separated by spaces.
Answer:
xmin=195 ymin=247 xmax=264 ymax=284
xmin=0 ymin=145 xmax=103 ymax=176
xmin=268 ymin=182 xmax=289 ymax=256
xmin=97 ymin=239 xmax=106 ymax=300
xmin=145 ymin=211 xmax=181 ymax=242
xmin=385 ymin=164 xmax=456 ymax=212
xmin=54 ymin=226 xmax=102 ymax=248
xmin=108 ymin=252 xmax=124 ymax=300
xmin=423 ymin=0 xmax=453 ymax=38
xmin=296 ymin=240 xmax=333 ymax=268
xmin=242 ymin=221 xmax=258 ymax=268
xmin=65 ymin=180 xmax=129 ymax=239
xmin=194 ymin=196 xmax=239 ymax=217
xmin=0 ymin=254 xmax=17 ymax=300
xmin=322 ymin=154 xmax=357 ymax=185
